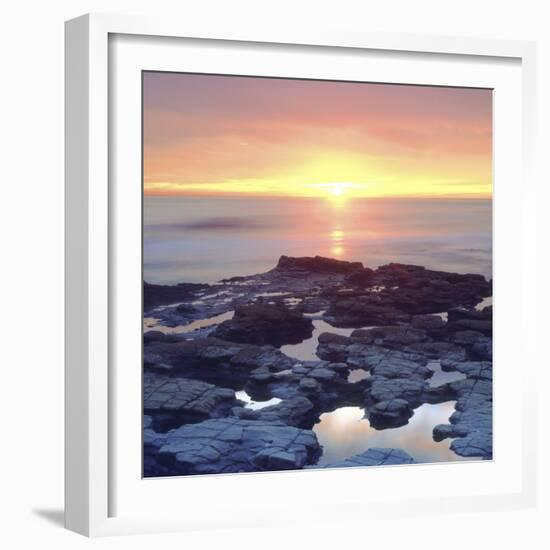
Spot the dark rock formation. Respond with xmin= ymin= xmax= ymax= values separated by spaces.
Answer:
xmin=275 ymin=255 xmax=364 ymax=275
xmin=144 ymin=281 xmax=207 ymax=310
xmin=211 ymin=302 xmax=314 ymax=347
xmin=144 ymin=337 xmax=296 ymax=389
xmin=326 ymin=296 xmax=412 ymax=327
xmin=411 ymin=314 xmax=448 ymax=338
xmin=447 ymin=306 xmax=493 ymax=335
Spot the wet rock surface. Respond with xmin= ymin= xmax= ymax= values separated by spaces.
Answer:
xmin=231 ymin=396 xmax=317 ymax=428
xmin=144 ymin=373 xmax=238 ymax=431
xmin=147 ymin=417 xmax=321 ymax=476
xmin=318 ymin=447 xmax=417 ymax=468
xmin=144 ymin=281 xmax=207 ymax=310
xmin=143 ymin=256 xmax=493 ymax=475
xmin=211 ymin=302 xmax=314 ymax=346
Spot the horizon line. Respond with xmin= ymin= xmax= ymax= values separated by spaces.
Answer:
xmin=143 ymin=191 xmax=492 ymax=200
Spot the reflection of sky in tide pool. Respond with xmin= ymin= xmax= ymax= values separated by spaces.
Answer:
xmin=282 ymin=319 xmax=356 ymax=361
xmin=427 ymin=361 xmax=466 ymax=387
xmin=143 ymin=310 xmax=234 ymax=334
xmin=235 ymin=390 xmax=282 ymax=410
xmin=282 ymin=318 xmax=377 ymax=361
xmin=144 ymin=196 xmax=492 ymax=284
xmin=314 ymin=403 xmax=474 ymax=465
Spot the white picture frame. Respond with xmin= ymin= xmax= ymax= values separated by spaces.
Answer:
xmin=65 ymin=12 xmax=537 ymax=537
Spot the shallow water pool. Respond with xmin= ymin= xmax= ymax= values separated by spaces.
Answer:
xmin=313 ymin=402 xmax=473 ymax=465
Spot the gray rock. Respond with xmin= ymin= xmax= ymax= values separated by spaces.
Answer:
xmin=308 ymin=366 xmax=338 ymax=381
xmin=231 ymin=396 xmax=316 ymax=428
xmin=364 ymin=326 xmax=429 ymax=348
xmin=433 ymin=377 xmax=493 ymax=459
xmin=156 ymin=417 xmax=321 ymax=475
xmin=144 ymin=373 xmax=237 ymax=429
xmin=319 ymin=447 xmax=417 ymax=468
xmin=411 ymin=314 xmax=447 ymax=332
xmin=299 ymin=377 xmax=321 ymax=392
xmin=368 ymin=398 xmax=413 ymax=429
xmin=452 ymin=330 xmax=486 ymax=346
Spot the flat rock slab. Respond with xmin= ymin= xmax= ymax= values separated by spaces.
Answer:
xmin=231 ymin=396 xmax=316 ymax=428
xmin=319 ymin=448 xmax=417 ymax=468
xmin=156 ymin=417 xmax=321 ymax=475
xmin=144 ymin=373 xmax=237 ymax=428
xmin=433 ymin=377 xmax=493 ymax=459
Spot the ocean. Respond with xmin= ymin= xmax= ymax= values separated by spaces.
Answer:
xmin=144 ymin=195 xmax=492 ymax=285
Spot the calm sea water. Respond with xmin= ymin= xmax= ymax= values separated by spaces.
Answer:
xmin=144 ymin=196 xmax=492 ymax=284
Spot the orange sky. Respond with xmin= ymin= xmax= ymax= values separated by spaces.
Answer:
xmin=143 ymin=73 xmax=492 ymax=199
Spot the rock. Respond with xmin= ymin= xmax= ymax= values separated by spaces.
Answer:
xmin=452 ymin=330 xmax=486 ymax=346
xmin=471 ymin=338 xmax=493 ymax=361
xmin=249 ymin=366 xmax=273 ymax=383
xmin=411 ymin=314 xmax=447 ymax=337
xmin=232 ymin=396 xmax=316 ymax=428
xmin=144 ymin=281 xmax=207 ymax=310
xmin=449 ymin=318 xmax=492 ymax=335
xmin=211 ymin=303 xmax=314 ymax=347
xmin=328 ymin=362 xmax=349 ymax=372
xmin=326 ymin=297 xmax=411 ymax=327
xmin=144 ymin=337 xmax=296 ymax=388
xmin=299 ymin=377 xmax=321 ymax=392
xmin=319 ymin=448 xmax=417 ymax=468
xmin=144 ymin=373 xmax=237 ymax=430
xmin=433 ymin=377 xmax=493 ymax=459
xmin=405 ymin=341 xmax=467 ymax=363
xmin=369 ymin=377 xmax=426 ymax=405
xmin=345 ymin=267 xmax=375 ymax=286
xmin=276 ymin=255 xmax=364 ymax=275
xmin=368 ymin=398 xmax=413 ymax=429
xmin=308 ymin=366 xmax=338 ymax=381
xmin=444 ymin=361 xmax=492 ymax=381
xmin=448 ymin=306 xmax=492 ymax=322
xmin=360 ymin=326 xmax=429 ymax=348
xmin=155 ymin=417 xmax=321 ymax=475
xmin=143 ymin=331 xmax=183 ymax=345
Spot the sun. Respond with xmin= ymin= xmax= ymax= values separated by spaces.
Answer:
xmin=306 ymin=181 xmax=365 ymax=201
xmin=330 ymin=183 xmax=345 ymax=196
xmin=328 ymin=182 xmax=350 ymax=197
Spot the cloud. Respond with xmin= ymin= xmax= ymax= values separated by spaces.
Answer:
xmin=143 ymin=72 xmax=492 ymax=197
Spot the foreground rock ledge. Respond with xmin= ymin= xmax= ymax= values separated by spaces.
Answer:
xmin=317 ymin=448 xmax=417 ymax=469
xmin=150 ymin=417 xmax=322 ymax=476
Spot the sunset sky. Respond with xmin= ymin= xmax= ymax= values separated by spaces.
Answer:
xmin=143 ymin=72 xmax=492 ymax=199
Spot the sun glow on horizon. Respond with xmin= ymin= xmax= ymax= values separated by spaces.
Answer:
xmin=315 ymin=181 xmax=356 ymax=199
xmin=144 ymin=74 xmax=492 ymax=200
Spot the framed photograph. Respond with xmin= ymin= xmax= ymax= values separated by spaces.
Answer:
xmin=65 ymin=13 xmax=537 ymax=536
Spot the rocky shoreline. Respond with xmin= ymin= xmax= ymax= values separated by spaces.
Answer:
xmin=143 ymin=255 xmax=493 ymax=476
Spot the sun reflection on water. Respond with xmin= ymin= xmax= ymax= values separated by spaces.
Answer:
xmin=329 ymin=226 xmax=345 ymax=257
